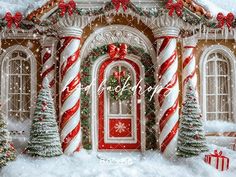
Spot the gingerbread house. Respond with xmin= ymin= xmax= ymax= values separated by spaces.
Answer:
xmin=0 ymin=0 xmax=236 ymax=157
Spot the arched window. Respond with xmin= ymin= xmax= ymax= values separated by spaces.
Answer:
xmin=200 ymin=45 xmax=236 ymax=122
xmin=1 ymin=45 xmax=37 ymax=122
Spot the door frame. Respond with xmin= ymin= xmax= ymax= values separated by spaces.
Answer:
xmin=91 ymin=54 xmax=146 ymax=152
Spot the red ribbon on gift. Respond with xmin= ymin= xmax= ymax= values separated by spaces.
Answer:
xmin=112 ymin=0 xmax=130 ymax=12
xmin=166 ymin=0 xmax=183 ymax=17
xmin=4 ymin=12 xmax=22 ymax=29
xmin=217 ymin=12 xmax=234 ymax=29
xmin=113 ymin=70 xmax=126 ymax=84
xmin=211 ymin=150 xmax=223 ymax=157
xmin=205 ymin=150 xmax=229 ymax=171
xmin=108 ymin=43 xmax=127 ymax=59
xmin=58 ymin=0 xmax=76 ymax=17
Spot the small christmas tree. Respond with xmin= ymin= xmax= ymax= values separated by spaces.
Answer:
xmin=177 ymin=83 xmax=208 ymax=158
xmin=27 ymin=86 xmax=62 ymax=157
xmin=0 ymin=111 xmax=16 ymax=168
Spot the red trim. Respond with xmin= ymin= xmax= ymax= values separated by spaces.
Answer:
xmin=49 ymin=79 xmax=55 ymax=88
xmin=184 ymin=46 xmax=195 ymax=49
xmin=158 ymin=73 xmax=178 ymax=107
xmin=61 ymin=48 xmax=80 ymax=79
xmin=98 ymin=58 xmax=141 ymax=150
xmin=61 ymin=73 xmax=80 ymax=105
xmin=158 ymin=51 xmax=177 ymax=81
xmin=41 ymin=64 xmax=55 ymax=79
xmin=42 ymin=51 xmax=52 ymax=64
xmin=183 ymin=71 xmax=196 ymax=84
xmin=160 ymin=121 xmax=179 ymax=153
xmin=159 ymin=99 xmax=179 ymax=132
xmin=158 ymin=37 xmax=171 ymax=55
xmin=156 ymin=36 xmax=177 ymax=40
xmin=61 ymin=36 xmax=81 ymax=40
xmin=59 ymin=37 xmax=75 ymax=54
xmin=182 ymin=53 xmax=193 ymax=69
xmin=62 ymin=122 xmax=81 ymax=151
xmin=60 ymin=99 xmax=80 ymax=130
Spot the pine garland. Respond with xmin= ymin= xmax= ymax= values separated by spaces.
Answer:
xmin=81 ymin=44 xmax=156 ymax=150
xmin=107 ymin=73 xmax=133 ymax=101
xmin=1 ymin=1 xmax=234 ymax=30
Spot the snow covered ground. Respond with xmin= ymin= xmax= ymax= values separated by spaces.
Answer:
xmin=0 ymin=144 xmax=236 ymax=177
xmin=204 ymin=120 xmax=236 ymax=133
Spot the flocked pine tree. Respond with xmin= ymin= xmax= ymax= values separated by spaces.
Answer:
xmin=0 ymin=111 xmax=16 ymax=168
xmin=27 ymin=86 xmax=62 ymax=157
xmin=177 ymin=83 xmax=208 ymax=158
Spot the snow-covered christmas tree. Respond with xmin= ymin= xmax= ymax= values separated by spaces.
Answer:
xmin=27 ymin=86 xmax=62 ymax=157
xmin=177 ymin=83 xmax=208 ymax=158
xmin=0 ymin=111 xmax=16 ymax=168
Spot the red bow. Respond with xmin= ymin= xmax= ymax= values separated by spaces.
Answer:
xmin=211 ymin=150 xmax=223 ymax=157
xmin=166 ymin=0 xmax=183 ymax=17
xmin=108 ymin=43 xmax=127 ymax=59
xmin=112 ymin=0 xmax=130 ymax=12
xmin=217 ymin=12 xmax=234 ymax=29
xmin=113 ymin=71 xmax=126 ymax=84
xmin=4 ymin=12 xmax=22 ymax=29
xmin=58 ymin=0 xmax=76 ymax=17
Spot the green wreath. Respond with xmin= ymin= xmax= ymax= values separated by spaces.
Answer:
xmin=107 ymin=73 xmax=133 ymax=101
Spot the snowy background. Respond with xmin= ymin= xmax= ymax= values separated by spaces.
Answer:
xmin=0 ymin=0 xmax=236 ymax=17
xmin=0 ymin=145 xmax=236 ymax=177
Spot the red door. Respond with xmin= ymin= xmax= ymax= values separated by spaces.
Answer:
xmin=98 ymin=58 xmax=141 ymax=150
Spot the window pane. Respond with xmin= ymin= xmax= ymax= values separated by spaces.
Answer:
xmin=22 ymin=60 xmax=30 ymax=74
xmin=207 ymin=113 xmax=216 ymax=121
xmin=9 ymin=111 xmax=20 ymax=119
xmin=8 ymin=94 xmax=20 ymax=111
xmin=121 ymin=100 xmax=132 ymax=114
xmin=207 ymin=61 xmax=215 ymax=75
xmin=22 ymin=95 xmax=31 ymax=111
xmin=18 ymin=51 xmax=27 ymax=58
xmin=207 ymin=77 xmax=215 ymax=94
xmin=218 ymin=95 xmax=230 ymax=112
xmin=218 ymin=76 xmax=229 ymax=94
xmin=22 ymin=75 xmax=31 ymax=93
xmin=218 ymin=113 xmax=229 ymax=122
xmin=110 ymin=99 xmax=119 ymax=114
xmin=9 ymin=75 xmax=20 ymax=93
xmin=217 ymin=61 xmax=228 ymax=75
xmin=21 ymin=112 xmax=30 ymax=120
xmin=9 ymin=60 xmax=20 ymax=74
xmin=206 ymin=95 xmax=216 ymax=112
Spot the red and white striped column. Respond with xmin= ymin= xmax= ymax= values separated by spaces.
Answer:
xmin=182 ymin=36 xmax=198 ymax=99
xmin=58 ymin=27 xmax=83 ymax=155
xmin=41 ymin=37 xmax=57 ymax=97
xmin=154 ymin=27 xmax=180 ymax=157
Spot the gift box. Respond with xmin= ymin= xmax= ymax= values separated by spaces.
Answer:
xmin=204 ymin=150 xmax=230 ymax=171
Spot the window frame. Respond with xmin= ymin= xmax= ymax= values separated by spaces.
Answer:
xmin=0 ymin=45 xmax=37 ymax=121
xmin=200 ymin=45 xmax=236 ymax=122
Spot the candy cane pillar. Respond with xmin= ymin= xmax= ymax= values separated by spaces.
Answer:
xmin=40 ymin=37 xmax=58 ymax=97
xmin=182 ymin=36 xmax=198 ymax=99
xmin=58 ymin=25 xmax=83 ymax=155
xmin=154 ymin=26 xmax=180 ymax=157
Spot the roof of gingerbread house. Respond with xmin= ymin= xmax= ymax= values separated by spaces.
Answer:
xmin=26 ymin=0 xmax=212 ymax=21
xmin=0 ymin=0 xmax=235 ymax=30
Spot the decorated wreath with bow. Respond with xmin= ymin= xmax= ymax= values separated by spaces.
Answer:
xmin=107 ymin=70 xmax=133 ymax=101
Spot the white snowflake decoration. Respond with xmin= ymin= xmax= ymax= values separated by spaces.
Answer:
xmin=114 ymin=122 xmax=126 ymax=133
